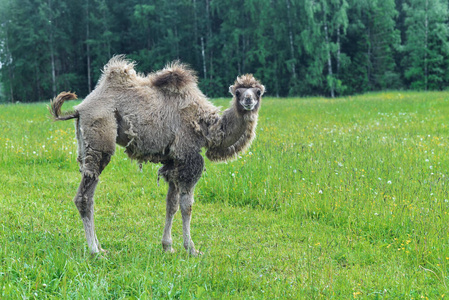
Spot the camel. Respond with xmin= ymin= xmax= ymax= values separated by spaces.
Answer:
xmin=49 ymin=55 xmax=264 ymax=256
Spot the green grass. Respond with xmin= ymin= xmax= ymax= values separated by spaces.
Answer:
xmin=1 ymin=91 xmax=449 ymax=298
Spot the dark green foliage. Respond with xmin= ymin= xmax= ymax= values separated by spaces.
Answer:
xmin=402 ymin=0 xmax=449 ymax=90
xmin=341 ymin=0 xmax=401 ymax=94
xmin=0 ymin=0 xmax=449 ymax=102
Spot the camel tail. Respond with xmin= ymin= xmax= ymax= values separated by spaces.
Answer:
xmin=49 ymin=92 xmax=79 ymax=121
xmin=151 ymin=61 xmax=198 ymax=93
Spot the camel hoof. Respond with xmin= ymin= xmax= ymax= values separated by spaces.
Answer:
xmin=90 ymin=252 xmax=107 ymax=260
xmin=163 ymin=244 xmax=176 ymax=253
xmin=189 ymin=249 xmax=203 ymax=257
xmin=90 ymin=247 xmax=108 ymax=258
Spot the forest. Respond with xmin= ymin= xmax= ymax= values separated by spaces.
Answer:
xmin=0 ymin=0 xmax=448 ymax=102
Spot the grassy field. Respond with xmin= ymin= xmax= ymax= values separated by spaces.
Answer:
xmin=1 ymin=91 xmax=449 ymax=299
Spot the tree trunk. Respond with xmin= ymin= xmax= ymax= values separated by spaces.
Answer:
xmin=8 ymin=69 xmax=14 ymax=103
xmin=86 ymin=0 xmax=92 ymax=93
xmin=337 ymin=26 xmax=341 ymax=76
xmin=101 ymin=0 xmax=111 ymax=58
xmin=367 ymin=24 xmax=372 ymax=90
xmin=205 ymin=0 xmax=213 ymax=86
xmin=205 ymin=0 xmax=212 ymax=38
xmin=201 ymin=37 xmax=207 ymax=79
xmin=48 ymin=0 xmax=56 ymax=98
xmin=424 ymin=0 xmax=428 ymax=91
xmin=175 ymin=24 xmax=180 ymax=59
xmin=50 ymin=41 xmax=56 ymax=98
xmin=209 ymin=49 xmax=214 ymax=82
xmin=242 ymin=35 xmax=246 ymax=74
xmin=4 ymin=24 xmax=14 ymax=102
xmin=193 ymin=0 xmax=200 ymax=68
xmin=285 ymin=0 xmax=297 ymax=78
xmin=34 ymin=59 xmax=41 ymax=100
xmin=324 ymin=18 xmax=335 ymax=98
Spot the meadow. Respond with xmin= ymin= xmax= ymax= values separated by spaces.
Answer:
xmin=1 ymin=91 xmax=449 ymax=299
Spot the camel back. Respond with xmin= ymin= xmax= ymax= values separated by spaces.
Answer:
xmin=99 ymin=56 xmax=198 ymax=96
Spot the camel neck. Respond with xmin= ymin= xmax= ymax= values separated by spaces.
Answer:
xmin=205 ymin=103 xmax=258 ymax=162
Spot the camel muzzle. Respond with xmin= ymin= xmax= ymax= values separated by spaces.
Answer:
xmin=241 ymin=99 xmax=257 ymax=111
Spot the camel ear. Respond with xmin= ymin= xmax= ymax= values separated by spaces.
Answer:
xmin=259 ymin=85 xmax=265 ymax=96
xmin=229 ymin=85 xmax=235 ymax=96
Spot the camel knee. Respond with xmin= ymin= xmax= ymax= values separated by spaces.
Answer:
xmin=168 ymin=204 xmax=179 ymax=216
xmin=79 ymin=149 xmax=111 ymax=177
xmin=180 ymin=193 xmax=194 ymax=216
xmin=74 ymin=174 xmax=99 ymax=218
xmin=180 ymin=203 xmax=192 ymax=216
xmin=74 ymin=195 xmax=92 ymax=218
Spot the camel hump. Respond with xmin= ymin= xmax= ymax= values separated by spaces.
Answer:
xmin=150 ymin=61 xmax=198 ymax=93
xmin=101 ymin=55 xmax=137 ymax=84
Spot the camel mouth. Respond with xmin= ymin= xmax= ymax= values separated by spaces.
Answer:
xmin=241 ymin=101 xmax=257 ymax=111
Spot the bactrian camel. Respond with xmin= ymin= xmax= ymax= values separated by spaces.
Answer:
xmin=49 ymin=55 xmax=264 ymax=256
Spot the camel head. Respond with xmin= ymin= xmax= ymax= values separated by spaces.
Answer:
xmin=229 ymin=74 xmax=265 ymax=112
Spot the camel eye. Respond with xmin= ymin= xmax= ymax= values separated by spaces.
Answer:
xmin=235 ymin=90 xmax=241 ymax=98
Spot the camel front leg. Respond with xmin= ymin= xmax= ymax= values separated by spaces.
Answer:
xmin=162 ymin=182 xmax=179 ymax=253
xmin=180 ymin=192 xmax=201 ymax=256
xmin=162 ymin=153 xmax=204 ymax=256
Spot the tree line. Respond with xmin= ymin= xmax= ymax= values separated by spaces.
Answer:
xmin=0 ymin=0 xmax=448 ymax=102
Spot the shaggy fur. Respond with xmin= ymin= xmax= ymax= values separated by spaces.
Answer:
xmin=50 ymin=55 xmax=264 ymax=255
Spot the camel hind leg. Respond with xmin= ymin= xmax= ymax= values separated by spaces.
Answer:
xmin=74 ymin=117 xmax=115 ymax=255
xmin=74 ymin=149 xmax=111 ymax=254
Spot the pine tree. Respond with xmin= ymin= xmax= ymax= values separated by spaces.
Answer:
xmin=295 ymin=0 xmax=348 ymax=97
xmin=402 ymin=0 xmax=449 ymax=90
xmin=342 ymin=0 xmax=400 ymax=94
